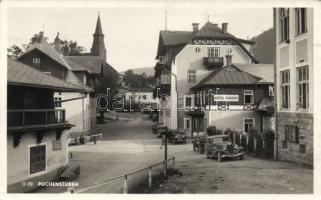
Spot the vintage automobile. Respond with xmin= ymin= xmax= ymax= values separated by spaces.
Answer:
xmin=168 ymin=131 xmax=187 ymax=144
xmin=205 ymin=135 xmax=244 ymax=162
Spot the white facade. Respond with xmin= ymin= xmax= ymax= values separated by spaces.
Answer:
xmin=161 ymin=42 xmax=255 ymax=132
xmin=275 ymin=8 xmax=313 ymax=114
xmin=54 ymin=92 xmax=96 ymax=135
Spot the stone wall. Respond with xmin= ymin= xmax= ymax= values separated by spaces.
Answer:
xmin=277 ymin=112 xmax=313 ymax=165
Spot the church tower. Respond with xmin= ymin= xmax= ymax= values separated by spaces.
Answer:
xmin=91 ymin=14 xmax=107 ymax=62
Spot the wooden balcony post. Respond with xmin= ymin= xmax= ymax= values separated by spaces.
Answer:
xmin=22 ymin=111 xmax=25 ymax=127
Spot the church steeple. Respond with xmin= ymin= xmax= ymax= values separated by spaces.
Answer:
xmin=91 ymin=14 xmax=106 ymax=62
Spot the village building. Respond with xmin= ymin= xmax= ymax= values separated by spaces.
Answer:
xmin=274 ymin=8 xmax=313 ymax=165
xmin=154 ymin=21 xmax=274 ymax=140
xmin=7 ymin=58 xmax=87 ymax=193
xmin=17 ymin=32 xmax=96 ymax=138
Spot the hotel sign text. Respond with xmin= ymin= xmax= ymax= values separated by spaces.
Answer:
xmin=213 ymin=95 xmax=239 ymax=102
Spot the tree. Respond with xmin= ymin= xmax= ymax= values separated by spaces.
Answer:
xmin=7 ymin=45 xmax=23 ymax=60
xmin=60 ymin=40 xmax=86 ymax=56
xmin=122 ymin=69 xmax=155 ymax=92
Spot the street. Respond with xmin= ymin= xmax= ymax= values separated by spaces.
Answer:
xmin=36 ymin=112 xmax=312 ymax=193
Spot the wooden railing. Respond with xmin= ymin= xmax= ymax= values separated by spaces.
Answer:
xmin=8 ymin=109 xmax=66 ymax=127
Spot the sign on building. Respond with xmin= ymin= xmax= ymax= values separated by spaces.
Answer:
xmin=52 ymin=140 xmax=62 ymax=151
xmin=213 ymin=95 xmax=239 ymax=102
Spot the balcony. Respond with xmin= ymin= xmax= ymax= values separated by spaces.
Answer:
xmin=203 ymin=57 xmax=224 ymax=69
xmin=8 ymin=109 xmax=70 ymax=132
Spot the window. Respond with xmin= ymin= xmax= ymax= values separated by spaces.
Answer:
xmin=280 ymin=8 xmax=289 ymax=42
xmin=54 ymin=97 xmax=62 ymax=108
xmin=160 ymin=71 xmax=170 ymax=84
xmin=297 ymin=66 xmax=309 ymax=109
xmin=295 ymin=8 xmax=307 ymax=35
xmin=269 ymin=85 xmax=275 ymax=96
xmin=185 ymin=96 xmax=192 ymax=108
xmin=244 ymin=90 xmax=254 ymax=104
xmin=195 ymin=47 xmax=201 ymax=53
xmin=187 ymin=70 xmax=196 ymax=83
xmin=30 ymin=145 xmax=46 ymax=174
xmin=281 ymin=70 xmax=290 ymax=109
xmin=285 ymin=125 xmax=299 ymax=143
xmin=32 ymin=58 xmax=41 ymax=68
xmin=243 ymin=118 xmax=255 ymax=134
xmin=159 ymin=56 xmax=167 ymax=64
xmin=208 ymin=47 xmax=220 ymax=58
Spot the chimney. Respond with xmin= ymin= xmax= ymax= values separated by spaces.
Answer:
xmin=192 ymin=23 xmax=199 ymax=34
xmin=54 ymin=32 xmax=62 ymax=54
xmin=225 ymin=54 xmax=232 ymax=66
xmin=222 ymin=23 xmax=228 ymax=33
xmin=37 ymin=32 xmax=44 ymax=43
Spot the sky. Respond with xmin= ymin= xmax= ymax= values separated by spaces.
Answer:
xmin=8 ymin=6 xmax=273 ymax=72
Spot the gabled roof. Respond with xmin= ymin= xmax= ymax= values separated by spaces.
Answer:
xmin=64 ymin=56 xmax=102 ymax=74
xmin=192 ymin=65 xmax=263 ymax=89
xmin=18 ymin=38 xmax=93 ymax=92
xmin=233 ymin=63 xmax=274 ymax=83
xmin=20 ymin=38 xmax=69 ymax=69
xmin=156 ymin=22 xmax=258 ymax=63
xmin=8 ymin=58 xmax=86 ymax=92
xmin=160 ymin=31 xmax=193 ymax=46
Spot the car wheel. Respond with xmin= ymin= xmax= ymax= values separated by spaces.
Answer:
xmin=217 ymin=152 xmax=222 ymax=162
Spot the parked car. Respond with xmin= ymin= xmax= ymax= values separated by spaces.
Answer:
xmin=168 ymin=131 xmax=187 ymax=144
xmin=205 ymin=135 xmax=244 ymax=162
xmin=192 ymin=136 xmax=206 ymax=154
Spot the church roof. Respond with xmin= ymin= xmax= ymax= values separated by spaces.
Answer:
xmin=64 ymin=56 xmax=102 ymax=74
xmin=94 ymin=15 xmax=104 ymax=35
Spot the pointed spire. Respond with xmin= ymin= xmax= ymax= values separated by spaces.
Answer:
xmin=91 ymin=14 xmax=106 ymax=62
xmin=94 ymin=13 xmax=104 ymax=35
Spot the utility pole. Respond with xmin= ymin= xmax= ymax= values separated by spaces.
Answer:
xmin=163 ymin=127 xmax=168 ymax=178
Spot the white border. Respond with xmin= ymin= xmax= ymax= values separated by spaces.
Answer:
xmin=1 ymin=0 xmax=321 ymax=199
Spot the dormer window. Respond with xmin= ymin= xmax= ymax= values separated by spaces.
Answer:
xmin=33 ymin=58 xmax=40 ymax=68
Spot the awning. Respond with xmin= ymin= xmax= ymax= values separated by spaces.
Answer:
xmin=256 ymin=97 xmax=274 ymax=113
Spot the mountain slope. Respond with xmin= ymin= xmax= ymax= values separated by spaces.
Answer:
xmin=251 ymin=28 xmax=274 ymax=64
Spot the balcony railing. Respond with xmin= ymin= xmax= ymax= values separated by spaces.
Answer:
xmin=203 ymin=57 xmax=224 ymax=69
xmin=8 ymin=109 xmax=66 ymax=128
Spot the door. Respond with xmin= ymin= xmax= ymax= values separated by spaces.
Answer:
xmin=184 ymin=118 xmax=192 ymax=137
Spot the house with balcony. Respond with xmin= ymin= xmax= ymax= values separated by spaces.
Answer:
xmin=154 ymin=21 xmax=274 ymax=139
xmin=18 ymin=32 xmax=96 ymax=138
xmin=7 ymin=58 xmax=87 ymax=193
xmin=274 ymin=8 xmax=313 ymax=165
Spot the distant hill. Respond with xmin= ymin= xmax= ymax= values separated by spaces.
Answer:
xmin=251 ymin=28 xmax=274 ymax=64
xmin=121 ymin=67 xmax=155 ymax=77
